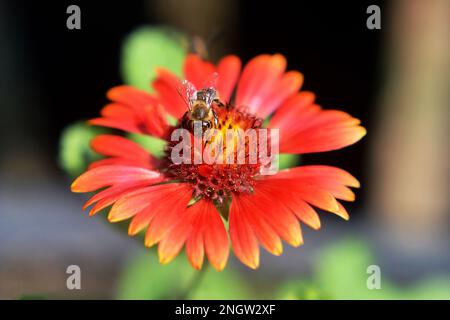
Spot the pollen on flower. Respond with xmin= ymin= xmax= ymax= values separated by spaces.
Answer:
xmin=163 ymin=105 xmax=265 ymax=203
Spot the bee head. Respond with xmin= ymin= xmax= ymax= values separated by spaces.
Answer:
xmin=194 ymin=88 xmax=217 ymax=106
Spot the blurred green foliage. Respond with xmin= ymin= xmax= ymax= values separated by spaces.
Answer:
xmin=116 ymin=250 xmax=195 ymax=299
xmin=128 ymin=133 xmax=167 ymax=159
xmin=59 ymin=121 xmax=104 ymax=177
xmin=277 ymin=281 xmax=330 ymax=300
xmin=188 ymin=265 xmax=251 ymax=300
xmin=313 ymin=239 xmax=397 ymax=299
xmin=121 ymin=26 xmax=187 ymax=92
xmin=277 ymin=238 xmax=450 ymax=300
xmin=278 ymin=154 xmax=300 ymax=170
xmin=116 ymin=250 xmax=251 ymax=299
xmin=17 ymin=295 xmax=47 ymax=300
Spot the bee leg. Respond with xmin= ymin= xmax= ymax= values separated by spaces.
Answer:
xmin=213 ymin=98 xmax=226 ymax=108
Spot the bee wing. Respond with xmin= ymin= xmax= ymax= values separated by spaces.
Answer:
xmin=202 ymin=72 xmax=219 ymax=90
xmin=197 ymin=72 xmax=220 ymax=107
xmin=177 ymin=80 xmax=197 ymax=110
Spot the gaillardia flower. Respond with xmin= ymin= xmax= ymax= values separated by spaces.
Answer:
xmin=71 ymin=54 xmax=366 ymax=271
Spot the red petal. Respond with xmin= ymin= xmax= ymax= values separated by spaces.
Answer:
xmin=152 ymin=68 xmax=189 ymax=119
xmin=229 ymin=195 xmax=260 ymax=269
xmin=82 ymin=183 xmax=145 ymax=217
xmin=100 ymin=103 xmax=135 ymax=119
xmin=158 ymin=216 xmax=192 ymax=265
xmin=107 ymin=86 xmax=159 ymax=114
xmin=269 ymin=91 xmax=316 ymax=128
xmin=71 ymin=165 xmax=162 ymax=193
xmin=235 ymin=54 xmax=288 ymax=117
xmin=128 ymin=207 xmax=154 ymax=236
xmin=335 ymin=201 xmax=350 ymax=220
xmin=269 ymin=93 xmax=366 ymax=153
xmin=108 ymin=185 xmax=162 ymax=223
xmin=238 ymin=196 xmax=283 ymax=256
xmin=127 ymin=184 xmax=189 ymax=235
xmin=260 ymin=165 xmax=360 ymax=221
xmin=266 ymin=179 xmax=339 ymax=214
xmin=89 ymin=117 xmax=141 ymax=134
xmin=185 ymin=225 xmax=205 ymax=270
xmin=90 ymin=135 xmax=156 ymax=169
xmin=144 ymin=184 xmax=193 ymax=246
xmin=216 ymin=55 xmax=241 ymax=102
xmin=91 ymin=134 xmax=150 ymax=158
xmin=253 ymin=180 xmax=322 ymax=230
xmin=202 ymin=201 xmax=229 ymax=271
xmin=127 ymin=183 xmax=192 ymax=236
xmin=253 ymin=71 xmax=303 ymax=118
xmin=91 ymin=86 xmax=168 ymax=137
xmin=287 ymin=124 xmax=366 ymax=154
xmin=289 ymin=200 xmax=321 ymax=230
xmin=152 ymin=199 xmax=229 ymax=270
xmin=273 ymin=165 xmax=360 ymax=188
xmin=89 ymin=157 xmax=154 ymax=170
xmin=108 ymin=183 xmax=190 ymax=222
xmin=250 ymin=187 xmax=303 ymax=247
xmin=183 ymin=54 xmax=216 ymax=89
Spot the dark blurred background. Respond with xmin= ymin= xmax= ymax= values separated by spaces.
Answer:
xmin=2 ymin=0 xmax=378 ymax=182
xmin=1 ymin=0 xmax=449 ymax=299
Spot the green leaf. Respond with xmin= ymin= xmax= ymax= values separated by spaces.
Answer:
xmin=276 ymin=280 xmax=330 ymax=300
xmin=128 ymin=133 xmax=167 ymax=158
xmin=313 ymin=239 xmax=450 ymax=299
xmin=278 ymin=154 xmax=300 ymax=170
xmin=314 ymin=239 xmax=399 ymax=299
xmin=188 ymin=267 xmax=251 ymax=300
xmin=403 ymin=277 xmax=450 ymax=300
xmin=116 ymin=250 xmax=195 ymax=300
xmin=17 ymin=294 xmax=47 ymax=300
xmin=121 ymin=26 xmax=187 ymax=92
xmin=59 ymin=122 xmax=104 ymax=177
xmin=116 ymin=249 xmax=251 ymax=300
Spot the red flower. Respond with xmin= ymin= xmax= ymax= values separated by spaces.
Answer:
xmin=71 ymin=53 xmax=365 ymax=270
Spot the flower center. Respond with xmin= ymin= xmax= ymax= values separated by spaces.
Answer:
xmin=163 ymin=105 xmax=264 ymax=203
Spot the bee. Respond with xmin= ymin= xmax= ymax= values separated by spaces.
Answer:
xmin=178 ymin=77 xmax=225 ymax=131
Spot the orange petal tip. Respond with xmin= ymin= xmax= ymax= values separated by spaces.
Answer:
xmin=144 ymin=237 xmax=156 ymax=248
xmin=290 ymin=236 xmax=304 ymax=248
xmin=354 ymin=126 xmax=367 ymax=142
xmin=158 ymin=256 xmax=169 ymax=265
xmin=128 ymin=224 xmax=141 ymax=236
xmin=335 ymin=203 xmax=350 ymax=221
xmin=127 ymin=227 xmax=136 ymax=236
xmin=70 ymin=180 xmax=81 ymax=193
xmin=271 ymin=53 xmax=287 ymax=68
xmin=107 ymin=215 xmax=120 ymax=223
xmin=243 ymin=257 xmax=260 ymax=270
xmin=310 ymin=220 xmax=321 ymax=230
xmin=158 ymin=253 xmax=176 ymax=265
xmin=338 ymin=212 xmax=350 ymax=221
xmin=212 ymin=261 xmax=227 ymax=272
xmin=287 ymin=71 xmax=304 ymax=87
xmin=192 ymin=264 xmax=203 ymax=271
xmin=272 ymin=246 xmax=283 ymax=256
